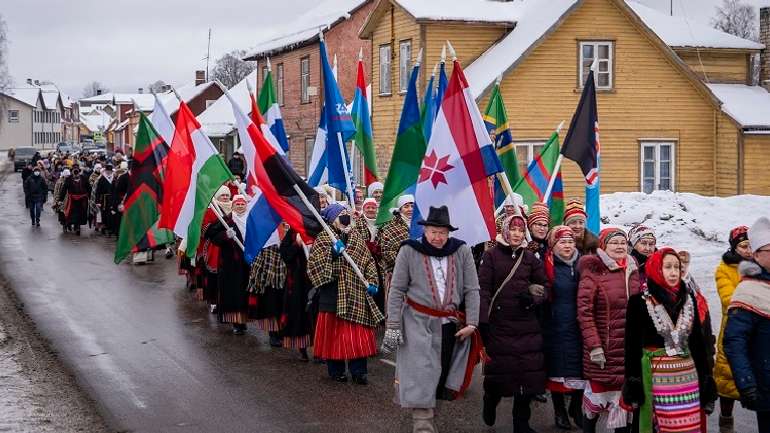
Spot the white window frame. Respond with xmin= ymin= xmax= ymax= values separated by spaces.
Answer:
xmin=276 ymin=63 xmax=284 ymax=106
xmin=8 ymin=110 xmax=19 ymax=123
xmin=640 ymin=141 xmax=676 ymax=193
xmin=305 ymin=137 xmax=315 ymax=176
xmin=399 ymin=40 xmax=412 ymax=94
xmin=514 ymin=141 xmax=547 ymax=174
xmin=579 ymin=41 xmax=613 ymax=90
xmin=300 ymin=56 xmax=310 ymax=103
xmin=379 ymin=44 xmax=392 ymax=95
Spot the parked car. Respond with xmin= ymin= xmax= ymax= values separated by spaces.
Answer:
xmin=13 ymin=147 xmax=36 ymax=172
xmin=56 ymin=142 xmax=75 ymax=154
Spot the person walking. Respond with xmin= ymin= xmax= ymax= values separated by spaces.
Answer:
xmin=577 ymin=228 xmax=640 ymax=432
xmin=713 ymin=225 xmax=752 ymax=432
xmin=623 ymin=248 xmax=717 ymax=433
xmin=542 ymin=226 xmax=585 ymax=430
xmin=23 ymin=166 xmax=48 ymax=226
xmin=381 ymin=205 xmax=481 ymax=433
xmin=478 ymin=214 xmax=548 ymax=432
xmin=723 ymin=217 xmax=770 ymax=433
xmin=59 ymin=166 xmax=90 ymax=236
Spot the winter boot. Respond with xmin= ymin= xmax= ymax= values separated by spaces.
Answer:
xmin=269 ymin=332 xmax=282 ymax=347
xmin=719 ymin=415 xmax=734 ymax=433
xmin=582 ymin=415 xmax=598 ymax=433
xmin=482 ymin=393 xmax=500 ymax=426
xmin=552 ymin=392 xmax=573 ymax=430
xmin=568 ymin=391 xmax=583 ymax=428
xmin=512 ymin=395 xmax=536 ymax=433
xmin=412 ymin=408 xmax=436 ymax=433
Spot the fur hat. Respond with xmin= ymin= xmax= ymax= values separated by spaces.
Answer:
xmin=748 ymin=216 xmax=770 ymax=251
xmin=563 ymin=199 xmax=587 ymax=224
xmin=628 ymin=224 xmax=656 ymax=247
xmin=527 ymin=202 xmax=550 ymax=228
xmin=367 ymin=182 xmax=384 ymax=197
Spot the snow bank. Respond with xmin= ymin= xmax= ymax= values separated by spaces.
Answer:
xmin=601 ymin=191 xmax=769 ymax=326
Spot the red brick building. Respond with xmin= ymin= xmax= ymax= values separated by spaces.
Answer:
xmin=243 ymin=0 xmax=374 ymax=174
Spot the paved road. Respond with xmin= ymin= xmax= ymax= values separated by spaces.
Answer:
xmin=0 ymin=162 xmax=756 ymax=432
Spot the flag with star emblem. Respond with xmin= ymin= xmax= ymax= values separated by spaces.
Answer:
xmin=413 ymin=58 xmax=502 ymax=246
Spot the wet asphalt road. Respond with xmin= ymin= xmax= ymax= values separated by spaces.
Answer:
xmin=0 ymin=162 xmax=756 ymax=433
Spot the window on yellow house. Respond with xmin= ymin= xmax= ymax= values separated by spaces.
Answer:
xmin=379 ymin=44 xmax=392 ymax=95
xmin=514 ymin=141 xmax=546 ymax=176
xmin=640 ymin=141 xmax=675 ymax=193
xmin=579 ymin=41 xmax=613 ymax=89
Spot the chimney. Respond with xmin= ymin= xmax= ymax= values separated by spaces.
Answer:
xmin=96 ymin=89 xmax=102 ymax=96
xmin=195 ymin=70 xmax=206 ymax=86
xmin=761 ymin=8 xmax=770 ymax=89
xmin=26 ymin=78 xmax=32 ymax=85
xmin=138 ymin=87 xmax=143 ymax=94
xmin=34 ymin=80 xmax=40 ymax=85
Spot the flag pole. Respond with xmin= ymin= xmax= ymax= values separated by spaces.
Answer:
xmin=292 ymin=184 xmax=376 ymax=292
xmin=336 ymin=131 xmax=356 ymax=209
xmin=542 ymin=120 xmax=566 ymax=204
xmin=208 ymin=201 xmax=246 ymax=251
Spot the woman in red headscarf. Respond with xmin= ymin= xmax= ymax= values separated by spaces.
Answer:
xmin=623 ymin=248 xmax=717 ymax=433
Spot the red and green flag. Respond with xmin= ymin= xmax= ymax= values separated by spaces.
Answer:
xmin=114 ymin=112 xmax=175 ymax=263
xmin=513 ymin=131 xmax=565 ymax=225
xmin=351 ymin=56 xmax=378 ymax=186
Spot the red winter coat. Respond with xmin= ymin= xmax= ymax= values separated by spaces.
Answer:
xmin=576 ymin=249 xmax=640 ymax=388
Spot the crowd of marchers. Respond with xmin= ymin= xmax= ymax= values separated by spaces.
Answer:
xmin=16 ymin=150 xmax=770 ymax=433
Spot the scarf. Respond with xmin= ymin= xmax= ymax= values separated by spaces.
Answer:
xmin=645 ymin=247 xmax=681 ymax=298
xmin=364 ymin=216 xmax=378 ymax=241
xmin=232 ymin=210 xmax=247 ymax=236
xmin=403 ymin=236 xmax=466 ymax=258
xmin=631 ymin=248 xmax=650 ymax=273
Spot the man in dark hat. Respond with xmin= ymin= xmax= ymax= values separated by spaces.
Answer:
xmin=381 ymin=206 xmax=483 ymax=433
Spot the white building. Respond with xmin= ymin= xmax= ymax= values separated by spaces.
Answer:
xmin=0 ymin=80 xmax=66 ymax=151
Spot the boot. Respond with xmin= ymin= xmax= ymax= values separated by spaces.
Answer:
xmin=582 ymin=415 xmax=598 ymax=433
xmin=269 ymin=332 xmax=282 ymax=347
xmin=412 ymin=408 xmax=436 ymax=433
xmin=568 ymin=391 xmax=583 ymax=428
xmin=552 ymin=392 xmax=573 ymax=430
xmin=513 ymin=395 xmax=536 ymax=433
xmin=483 ymin=393 xmax=500 ymax=426
xmin=719 ymin=415 xmax=734 ymax=433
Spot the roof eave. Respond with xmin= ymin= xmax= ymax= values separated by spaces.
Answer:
xmin=244 ymin=34 xmax=321 ymax=60
xmin=672 ymin=45 xmax=763 ymax=53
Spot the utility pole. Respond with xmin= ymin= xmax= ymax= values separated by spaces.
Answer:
xmin=205 ymin=28 xmax=212 ymax=82
xmin=670 ymin=0 xmax=673 ymax=16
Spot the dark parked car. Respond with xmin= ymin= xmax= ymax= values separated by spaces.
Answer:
xmin=13 ymin=147 xmax=36 ymax=172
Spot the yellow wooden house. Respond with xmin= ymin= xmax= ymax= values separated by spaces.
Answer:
xmin=360 ymin=0 xmax=770 ymax=197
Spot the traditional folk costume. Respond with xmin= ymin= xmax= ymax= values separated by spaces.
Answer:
xmin=623 ymin=248 xmax=716 ymax=433
xmin=52 ymin=170 xmax=70 ymax=230
xmin=278 ymin=229 xmax=314 ymax=356
xmin=308 ymin=204 xmax=382 ymax=383
xmin=526 ymin=201 xmax=550 ymax=260
xmin=87 ymin=164 xmax=101 ymax=229
xmin=248 ymin=244 xmax=287 ymax=345
xmin=382 ymin=206 xmax=483 ymax=433
xmin=196 ymin=186 xmax=232 ymax=307
xmin=59 ymin=171 xmax=91 ymax=235
xmin=353 ymin=198 xmax=384 ymax=310
xmin=94 ymin=166 xmax=118 ymax=235
xmin=376 ymin=195 xmax=413 ymax=275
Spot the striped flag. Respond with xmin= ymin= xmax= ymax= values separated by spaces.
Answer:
xmin=351 ymin=56 xmax=378 ymax=186
xmin=258 ymin=63 xmax=290 ymax=153
xmin=513 ymin=131 xmax=565 ymax=225
xmin=483 ymin=82 xmax=520 ymax=208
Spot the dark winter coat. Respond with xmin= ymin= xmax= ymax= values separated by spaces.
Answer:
xmin=279 ymin=230 xmax=313 ymax=338
xmin=227 ymin=157 xmax=245 ymax=177
xmin=577 ymin=249 xmax=640 ymax=388
xmin=23 ymin=174 xmax=48 ymax=203
xmin=622 ymin=281 xmax=717 ymax=409
xmin=576 ymin=229 xmax=599 ymax=255
xmin=478 ymin=240 xmax=548 ymax=397
xmin=631 ymin=249 xmax=650 ymax=290
xmin=542 ymin=251 xmax=583 ymax=379
xmin=60 ymin=174 xmax=91 ymax=226
xmin=205 ymin=218 xmax=249 ymax=319
xmin=723 ymin=261 xmax=770 ymax=412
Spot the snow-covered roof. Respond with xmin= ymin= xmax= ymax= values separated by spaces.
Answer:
xmin=80 ymin=111 xmax=112 ymax=133
xmin=466 ymin=0 xmax=579 ymax=98
xmin=466 ymin=0 xmax=764 ymax=99
xmin=394 ymin=0 xmax=519 ymax=23
xmin=245 ymin=0 xmax=368 ymax=58
xmin=627 ymin=1 xmax=764 ymax=50
xmin=40 ymin=91 xmax=61 ymax=111
xmin=707 ymin=84 xmax=770 ymax=130
xmin=113 ymin=93 xmax=156 ymax=107
xmin=3 ymin=84 xmax=41 ymax=107
xmin=197 ymin=71 xmax=258 ymax=138
xmin=79 ymin=93 xmax=115 ymax=104
xmin=114 ymin=118 xmax=130 ymax=131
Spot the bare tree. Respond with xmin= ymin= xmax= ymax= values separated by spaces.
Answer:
xmin=210 ymin=50 xmax=255 ymax=89
xmin=147 ymin=80 xmax=167 ymax=94
xmin=712 ymin=0 xmax=759 ymax=41
xmin=82 ymin=81 xmax=109 ymax=98
xmin=0 ymin=14 xmax=11 ymax=131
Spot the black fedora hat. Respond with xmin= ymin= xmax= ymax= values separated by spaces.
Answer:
xmin=417 ymin=206 xmax=458 ymax=231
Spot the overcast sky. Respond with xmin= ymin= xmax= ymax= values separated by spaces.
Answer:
xmin=3 ymin=0 xmax=768 ymax=98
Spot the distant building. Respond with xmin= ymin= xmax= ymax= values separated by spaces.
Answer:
xmin=0 ymin=79 xmax=67 ymax=151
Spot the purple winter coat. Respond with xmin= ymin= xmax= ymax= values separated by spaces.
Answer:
xmin=479 ymin=241 xmax=548 ymax=397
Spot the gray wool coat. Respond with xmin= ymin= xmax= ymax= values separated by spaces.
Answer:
xmin=386 ymin=243 xmax=481 ymax=409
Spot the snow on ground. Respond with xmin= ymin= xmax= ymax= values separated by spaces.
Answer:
xmin=600 ymin=191 xmax=769 ymax=326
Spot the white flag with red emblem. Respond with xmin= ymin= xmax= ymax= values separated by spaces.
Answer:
xmin=413 ymin=57 xmax=502 ymax=246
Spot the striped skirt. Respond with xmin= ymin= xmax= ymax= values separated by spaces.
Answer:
xmin=646 ymin=352 xmax=701 ymax=433
xmin=313 ymin=312 xmax=377 ymax=360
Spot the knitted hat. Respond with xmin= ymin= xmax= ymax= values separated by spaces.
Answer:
xmin=729 ymin=225 xmax=749 ymax=250
xmin=397 ymin=194 xmax=414 ymax=209
xmin=563 ymin=199 xmax=587 ymax=224
xmin=628 ymin=224 xmax=656 ymax=247
xmin=598 ymin=227 xmax=627 ymax=249
xmin=322 ymin=203 xmax=346 ymax=223
xmin=748 ymin=216 xmax=770 ymax=251
xmin=367 ymin=182 xmax=384 ymax=197
xmin=548 ymin=225 xmax=575 ymax=248
xmin=527 ymin=202 xmax=550 ymax=228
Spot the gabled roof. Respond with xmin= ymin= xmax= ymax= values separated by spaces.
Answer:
xmin=80 ymin=111 xmax=112 ymax=133
xmin=627 ymin=1 xmax=763 ymax=50
xmin=360 ymin=0 xmax=518 ymax=38
xmin=2 ymin=84 xmax=41 ymax=107
xmin=197 ymin=71 xmax=258 ymax=138
xmin=707 ymin=84 xmax=770 ymax=131
xmin=244 ymin=0 xmax=369 ymax=60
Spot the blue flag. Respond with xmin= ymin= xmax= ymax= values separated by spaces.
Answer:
xmin=434 ymin=61 xmax=448 ymax=112
xmin=421 ymin=73 xmax=436 ymax=144
xmin=319 ymin=39 xmax=356 ymax=195
xmin=561 ymin=71 xmax=601 ymax=234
